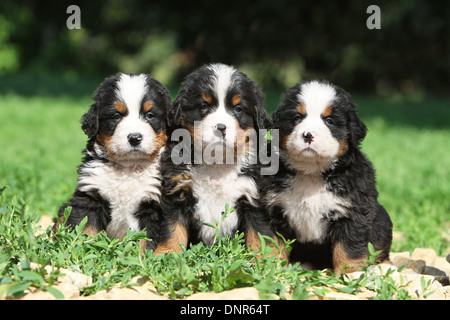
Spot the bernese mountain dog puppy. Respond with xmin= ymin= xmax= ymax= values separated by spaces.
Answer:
xmin=154 ymin=63 xmax=276 ymax=254
xmin=53 ymin=73 xmax=171 ymax=250
xmin=263 ymin=80 xmax=392 ymax=273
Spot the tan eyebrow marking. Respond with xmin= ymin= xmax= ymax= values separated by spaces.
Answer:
xmin=297 ymin=103 xmax=306 ymax=115
xmin=322 ymin=105 xmax=333 ymax=118
xmin=143 ymin=100 xmax=154 ymax=113
xmin=232 ymin=94 xmax=241 ymax=106
xmin=202 ymin=92 xmax=212 ymax=104
xmin=114 ymin=101 xmax=127 ymax=114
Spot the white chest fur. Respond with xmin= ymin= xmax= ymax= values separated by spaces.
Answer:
xmin=78 ymin=158 xmax=162 ymax=239
xmin=271 ymin=173 xmax=349 ymax=243
xmin=191 ymin=164 xmax=259 ymax=245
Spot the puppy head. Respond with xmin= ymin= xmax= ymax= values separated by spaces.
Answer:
xmin=272 ymin=80 xmax=366 ymax=173
xmin=81 ymin=73 xmax=171 ymax=162
xmin=169 ymin=63 xmax=269 ymax=161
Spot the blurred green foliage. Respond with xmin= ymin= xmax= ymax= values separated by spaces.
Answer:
xmin=0 ymin=0 xmax=448 ymax=94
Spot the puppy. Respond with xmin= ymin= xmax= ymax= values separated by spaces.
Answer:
xmin=154 ymin=63 xmax=276 ymax=254
xmin=263 ymin=80 xmax=392 ymax=273
xmin=53 ymin=73 xmax=171 ymax=250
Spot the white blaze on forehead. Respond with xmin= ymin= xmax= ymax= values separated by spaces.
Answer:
xmin=207 ymin=63 xmax=236 ymax=105
xmin=115 ymin=74 xmax=148 ymax=115
xmin=297 ymin=81 xmax=336 ymax=116
xmin=110 ymin=73 xmax=157 ymax=160
xmin=285 ymin=81 xmax=340 ymax=173
xmin=199 ymin=64 xmax=238 ymax=150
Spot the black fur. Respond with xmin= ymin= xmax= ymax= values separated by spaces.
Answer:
xmin=262 ymin=80 xmax=392 ymax=272
xmin=156 ymin=63 xmax=275 ymax=253
xmin=54 ymin=73 xmax=171 ymax=250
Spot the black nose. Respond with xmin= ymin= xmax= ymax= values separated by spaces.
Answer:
xmin=216 ymin=123 xmax=226 ymax=133
xmin=303 ymin=131 xmax=313 ymax=143
xmin=128 ymin=133 xmax=142 ymax=146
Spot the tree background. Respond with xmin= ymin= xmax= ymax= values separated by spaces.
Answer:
xmin=0 ymin=0 xmax=448 ymax=96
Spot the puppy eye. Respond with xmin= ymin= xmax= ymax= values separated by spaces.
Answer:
xmin=111 ymin=113 xmax=122 ymax=120
xmin=200 ymin=102 xmax=209 ymax=115
xmin=325 ymin=117 xmax=334 ymax=125
xmin=234 ymin=105 xmax=242 ymax=113
xmin=145 ymin=111 xmax=154 ymax=121
xmin=293 ymin=113 xmax=303 ymax=121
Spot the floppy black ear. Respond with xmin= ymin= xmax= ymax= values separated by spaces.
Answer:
xmin=271 ymin=108 xmax=281 ymax=129
xmin=81 ymin=103 xmax=99 ymax=138
xmin=251 ymin=81 xmax=271 ymax=131
xmin=348 ymin=104 xmax=367 ymax=147
xmin=166 ymin=89 xmax=184 ymax=134
xmin=254 ymin=100 xmax=271 ymax=131
xmin=335 ymin=85 xmax=367 ymax=147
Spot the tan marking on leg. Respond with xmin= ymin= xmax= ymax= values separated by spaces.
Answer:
xmin=246 ymin=229 xmax=288 ymax=260
xmin=139 ymin=239 xmax=149 ymax=254
xmin=332 ymin=242 xmax=367 ymax=274
xmin=154 ymin=222 xmax=188 ymax=255
xmin=245 ymin=228 xmax=261 ymax=251
xmin=82 ymin=224 xmax=99 ymax=237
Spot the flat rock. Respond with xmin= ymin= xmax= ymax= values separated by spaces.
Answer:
xmin=412 ymin=248 xmax=437 ymax=266
xmin=433 ymin=256 xmax=450 ymax=277
xmin=20 ymin=264 xmax=92 ymax=300
xmin=391 ymin=256 xmax=426 ymax=274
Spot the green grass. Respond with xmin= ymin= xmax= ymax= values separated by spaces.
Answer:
xmin=0 ymin=78 xmax=449 ymax=299
xmin=356 ymin=96 xmax=450 ymax=255
xmin=1 ymin=90 xmax=448 ymax=254
xmin=0 ymin=94 xmax=88 ymax=214
xmin=0 ymin=192 xmax=416 ymax=299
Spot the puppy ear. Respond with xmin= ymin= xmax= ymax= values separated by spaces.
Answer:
xmin=166 ymin=90 xmax=184 ymax=133
xmin=254 ymin=101 xmax=271 ymax=131
xmin=271 ymin=108 xmax=281 ymax=129
xmin=336 ymin=85 xmax=367 ymax=147
xmin=251 ymin=82 xmax=271 ymax=131
xmin=348 ymin=106 xmax=367 ymax=147
xmin=81 ymin=103 xmax=99 ymax=138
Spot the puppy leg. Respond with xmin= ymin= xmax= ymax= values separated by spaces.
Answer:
xmin=369 ymin=203 xmax=393 ymax=263
xmin=332 ymin=241 xmax=367 ymax=274
xmin=330 ymin=218 xmax=370 ymax=274
xmin=154 ymin=220 xmax=188 ymax=255
xmin=136 ymin=200 xmax=164 ymax=253
xmin=54 ymin=190 xmax=110 ymax=236
xmin=238 ymin=198 xmax=288 ymax=259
